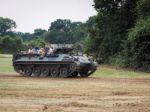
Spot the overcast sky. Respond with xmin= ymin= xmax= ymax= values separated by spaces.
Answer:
xmin=0 ymin=0 xmax=97 ymax=33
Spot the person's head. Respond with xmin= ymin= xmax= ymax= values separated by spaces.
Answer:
xmin=41 ymin=48 xmax=45 ymax=51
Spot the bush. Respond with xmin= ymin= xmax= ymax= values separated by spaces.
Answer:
xmin=109 ymin=53 xmax=128 ymax=67
xmin=0 ymin=35 xmax=24 ymax=53
xmin=136 ymin=0 xmax=150 ymax=18
xmin=27 ymin=38 xmax=45 ymax=48
xmin=126 ymin=17 xmax=150 ymax=71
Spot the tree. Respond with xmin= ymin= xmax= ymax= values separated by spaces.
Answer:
xmin=85 ymin=0 xmax=138 ymax=63
xmin=84 ymin=16 xmax=100 ymax=58
xmin=44 ymin=19 xmax=71 ymax=44
xmin=70 ymin=22 xmax=87 ymax=43
xmin=27 ymin=38 xmax=45 ymax=48
xmin=94 ymin=0 xmax=122 ymax=13
xmin=136 ymin=0 xmax=150 ymax=18
xmin=44 ymin=19 xmax=87 ymax=44
xmin=123 ymin=0 xmax=150 ymax=71
xmin=17 ymin=32 xmax=34 ymax=42
xmin=0 ymin=17 xmax=16 ymax=36
xmin=126 ymin=17 xmax=150 ymax=71
xmin=33 ymin=29 xmax=47 ymax=37
xmin=0 ymin=35 xmax=24 ymax=53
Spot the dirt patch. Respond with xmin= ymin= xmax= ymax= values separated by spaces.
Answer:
xmin=0 ymin=73 xmax=150 ymax=112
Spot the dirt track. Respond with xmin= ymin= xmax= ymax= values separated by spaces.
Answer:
xmin=0 ymin=73 xmax=150 ymax=112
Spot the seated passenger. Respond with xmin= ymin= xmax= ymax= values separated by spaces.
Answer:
xmin=32 ymin=47 xmax=39 ymax=54
xmin=31 ymin=48 xmax=36 ymax=53
xmin=47 ymin=47 xmax=53 ymax=55
xmin=45 ymin=47 xmax=49 ymax=55
xmin=28 ymin=48 xmax=33 ymax=53
xmin=35 ymin=47 xmax=39 ymax=54
xmin=38 ymin=48 xmax=45 ymax=56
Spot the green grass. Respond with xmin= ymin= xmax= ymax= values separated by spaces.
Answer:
xmin=0 ymin=54 xmax=12 ymax=58
xmin=0 ymin=54 xmax=149 ymax=77
xmin=93 ymin=65 xmax=150 ymax=78
xmin=0 ymin=56 xmax=15 ymax=73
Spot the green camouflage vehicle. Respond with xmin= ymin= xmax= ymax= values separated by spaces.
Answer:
xmin=12 ymin=47 xmax=97 ymax=78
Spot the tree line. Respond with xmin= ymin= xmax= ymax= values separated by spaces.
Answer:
xmin=0 ymin=18 xmax=87 ymax=53
xmin=85 ymin=0 xmax=150 ymax=72
xmin=0 ymin=0 xmax=149 ymax=72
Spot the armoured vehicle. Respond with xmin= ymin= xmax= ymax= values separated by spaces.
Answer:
xmin=12 ymin=47 xmax=97 ymax=78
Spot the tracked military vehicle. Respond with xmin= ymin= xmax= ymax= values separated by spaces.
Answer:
xmin=12 ymin=47 xmax=97 ymax=78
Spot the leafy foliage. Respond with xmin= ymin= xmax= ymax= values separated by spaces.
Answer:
xmin=136 ymin=0 xmax=150 ymax=18
xmin=120 ymin=0 xmax=150 ymax=71
xmin=0 ymin=35 xmax=24 ymax=53
xmin=85 ymin=0 xmax=137 ymax=63
xmin=85 ymin=0 xmax=150 ymax=72
xmin=44 ymin=19 xmax=87 ymax=44
xmin=17 ymin=32 xmax=33 ymax=42
xmin=0 ymin=17 xmax=16 ymax=36
xmin=34 ymin=29 xmax=47 ymax=37
xmin=125 ymin=17 xmax=150 ymax=71
xmin=0 ymin=17 xmax=24 ymax=53
xmin=27 ymin=38 xmax=45 ymax=48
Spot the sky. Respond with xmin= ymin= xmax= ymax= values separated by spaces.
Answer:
xmin=0 ymin=0 xmax=97 ymax=33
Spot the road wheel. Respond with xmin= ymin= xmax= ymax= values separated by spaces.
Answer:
xmin=51 ymin=67 xmax=59 ymax=77
xmin=41 ymin=67 xmax=49 ymax=77
xmin=80 ymin=71 xmax=88 ymax=78
xmin=14 ymin=65 xmax=22 ymax=73
xmin=70 ymin=72 xmax=78 ymax=78
xmin=24 ymin=67 xmax=32 ymax=76
xmin=59 ymin=67 xmax=68 ymax=78
xmin=70 ymin=63 xmax=76 ymax=71
xmin=33 ymin=67 xmax=41 ymax=77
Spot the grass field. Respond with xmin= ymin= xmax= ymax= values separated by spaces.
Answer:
xmin=0 ymin=56 xmax=15 ymax=73
xmin=0 ymin=54 xmax=12 ymax=58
